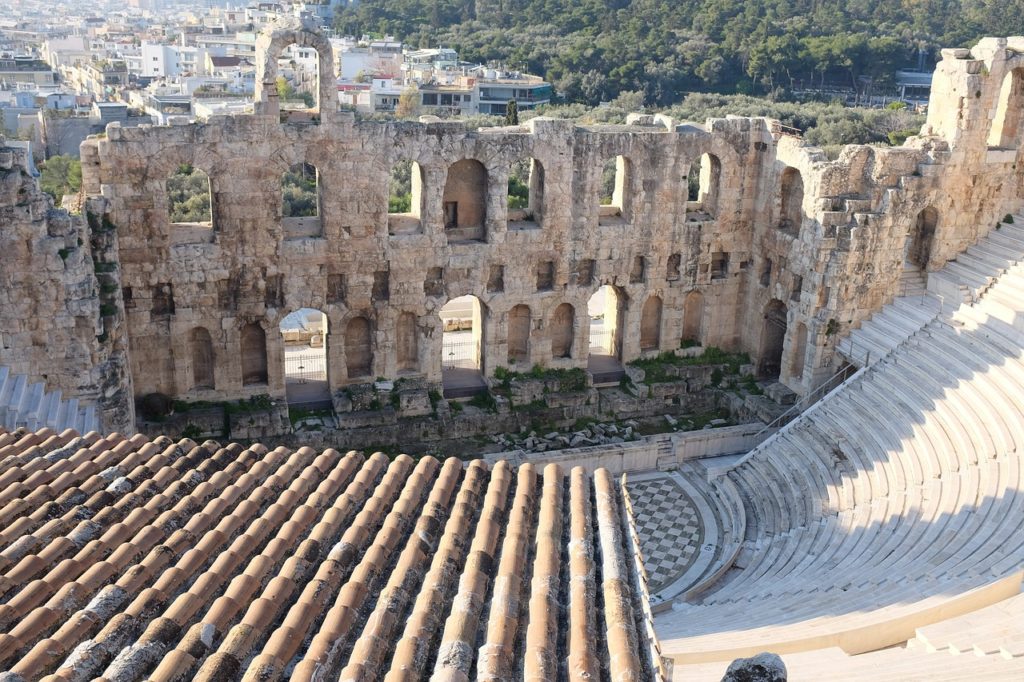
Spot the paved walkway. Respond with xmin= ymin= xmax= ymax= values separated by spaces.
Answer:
xmin=625 ymin=472 xmax=704 ymax=593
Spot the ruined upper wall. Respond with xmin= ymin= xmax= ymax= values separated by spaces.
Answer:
xmin=0 ymin=138 xmax=133 ymax=432
xmin=17 ymin=29 xmax=1024 ymax=431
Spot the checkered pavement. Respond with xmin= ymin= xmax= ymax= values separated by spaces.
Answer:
xmin=626 ymin=475 xmax=703 ymax=592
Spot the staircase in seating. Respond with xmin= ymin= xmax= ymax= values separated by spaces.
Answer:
xmin=655 ymin=228 xmax=1024 ymax=671
xmin=0 ymin=366 xmax=98 ymax=434
xmin=838 ymin=216 xmax=1024 ymax=368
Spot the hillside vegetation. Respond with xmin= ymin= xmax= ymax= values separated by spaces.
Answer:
xmin=335 ymin=0 xmax=1020 ymax=105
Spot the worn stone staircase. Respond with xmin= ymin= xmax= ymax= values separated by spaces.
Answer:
xmin=837 ymin=216 xmax=1024 ymax=368
xmin=0 ymin=366 xmax=98 ymax=433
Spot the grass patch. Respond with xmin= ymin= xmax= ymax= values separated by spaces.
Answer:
xmin=289 ymin=406 xmax=333 ymax=425
xmin=628 ymin=346 xmax=750 ymax=383
xmin=467 ymin=390 xmax=498 ymax=412
xmin=494 ymin=365 xmax=588 ymax=392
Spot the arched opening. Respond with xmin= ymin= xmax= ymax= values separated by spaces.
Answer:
xmin=443 ymin=159 xmax=487 ymax=242
xmin=388 ymin=159 xmax=425 ymax=236
xmin=989 ymin=67 xmax=1024 ymax=148
xmin=759 ymin=299 xmax=788 ymax=379
xmin=441 ymin=295 xmax=487 ymax=397
xmin=507 ymin=157 xmax=544 ymax=229
xmin=345 ymin=316 xmax=373 ymax=379
xmin=240 ymin=322 xmax=268 ymax=386
xmin=190 ymin=327 xmax=214 ymax=390
xmin=598 ymin=155 xmax=631 ymax=225
xmin=682 ymin=291 xmax=704 ymax=345
xmin=396 ymin=311 xmax=419 ymax=374
xmin=507 ymin=304 xmax=531 ymax=366
xmin=686 ymin=153 xmax=721 ymax=218
xmin=588 ymin=285 xmax=625 ymax=382
xmin=280 ymin=308 xmax=330 ymax=407
xmin=906 ymin=207 xmax=938 ymax=270
xmin=255 ymin=25 xmax=335 ymax=123
xmin=551 ymin=303 xmax=575 ymax=359
xmin=791 ymin=321 xmax=808 ymax=381
xmin=779 ymin=167 xmax=803 ymax=234
xmin=639 ymin=296 xmax=662 ymax=351
xmin=276 ymin=44 xmax=320 ymax=118
xmin=167 ymin=164 xmax=212 ymax=228
xmin=281 ymin=162 xmax=322 ymax=238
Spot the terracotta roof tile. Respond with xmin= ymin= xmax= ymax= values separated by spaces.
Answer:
xmin=0 ymin=430 xmax=654 ymax=681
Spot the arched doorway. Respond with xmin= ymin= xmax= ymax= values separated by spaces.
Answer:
xmin=587 ymin=285 xmax=625 ymax=383
xmin=280 ymin=308 xmax=330 ymax=407
xmin=551 ymin=303 xmax=575 ymax=359
xmin=759 ymin=300 xmax=788 ymax=379
xmin=906 ymin=207 xmax=937 ymax=270
xmin=440 ymin=295 xmax=487 ymax=397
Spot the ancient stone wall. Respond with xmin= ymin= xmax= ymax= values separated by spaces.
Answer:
xmin=7 ymin=21 xmax=1024 ymax=433
xmin=0 ymin=138 xmax=133 ymax=432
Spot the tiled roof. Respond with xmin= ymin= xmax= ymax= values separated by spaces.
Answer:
xmin=0 ymin=427 xmax=663 ymax=681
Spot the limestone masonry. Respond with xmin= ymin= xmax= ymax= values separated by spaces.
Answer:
xmin=3 ymin=20 xmax=1024 ymax=435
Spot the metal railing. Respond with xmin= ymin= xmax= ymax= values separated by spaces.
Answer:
xmin=750 ymin=362 xmax=860 ymax=443
xmin=284 ymin=352 xmax=326 ymax=381
xmin=442 ymin=335 xmax=477 ymax=369
xmin=589 ymin=328 xmax=612 ymax=353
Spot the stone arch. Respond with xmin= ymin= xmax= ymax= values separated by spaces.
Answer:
xmin=588 ymin=285 xmax=625 ymax=359
xmin=791 ymin=321 xmax=808 ymax=380
xmin=240 ymin=322 xmax=268 ymax=386
xmin=599 ymin=155 xmax=632 ymax=224
xmin=443 ymin=159 xmax=488 ymax=242
xmin=281 ymin=162 xmax=322 ymax=238
xmin=989 ymin=67 xmax=1024 ymax=148
xmin=190 ymin=327 xmax=214 ymax=390
xmin=639 ymin=296 xmax=662 ymax=351
xmin=388 ymin=159 xmax=425 ymax=236
xmin=279 ymin=308 xmax=329 ymax=404
xmin=682 ymin=291 xmax=704 ymax=344
xmin=166 ymin=164 xmax=212 ymax=226
xmin=687 ymin=153 xmax=721 ymax=217
xmin=396 ymin=311 xmax=419 ymax=374
xmin=507 ymin=304 xmax=531 ymax=365
xmin=508 ymin=157 xmax=545 ymax=228
xmin=759 ymin=299 xmax=788 ymax=379
xmin=345 ymin=316 xmax=373 ymax=379
xmin=907 ymin=206 xmax=938 ymax=269
xmin=779 ymin=167 xmax=803 ymax=234
xmin=254 ymin=18 xmax=337 ymax=120
xmin=441 ymin=295 xmax=486 ymax=374
xmin=551 ymin=303 xmax=575 ymax=359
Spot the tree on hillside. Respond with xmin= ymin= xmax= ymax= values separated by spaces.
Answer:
xmin=396 ymin=87 xmax=421 ymax=119
xmin=505 ymin=100 xmax=519 ymax=125
xmin=39 ymin=155 xmax=82 ymax=201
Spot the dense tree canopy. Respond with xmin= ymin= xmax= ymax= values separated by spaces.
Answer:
xmin=335 ymin=0 xmax=1021 ymax=106
xmin=38 ymin=155 xmax=81 ymax=201
xmin=167 ymin=165 xmax=212 ymax=224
